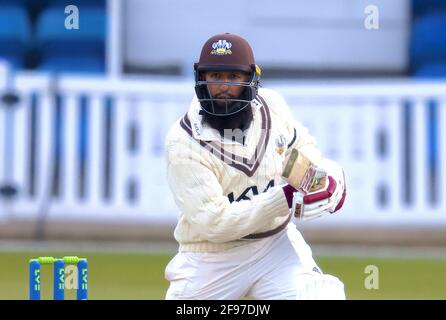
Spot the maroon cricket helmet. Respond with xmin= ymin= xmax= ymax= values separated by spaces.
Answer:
xmin=194 ymin=33 xmax=261 ymax=116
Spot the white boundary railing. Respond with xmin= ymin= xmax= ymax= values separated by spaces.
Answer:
xmin=276 ymin=81 xmax=446 ymax=226
xmin=1 ymin=73 xmax=446 ymax=230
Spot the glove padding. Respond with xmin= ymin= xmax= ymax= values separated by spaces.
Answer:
xmin=292 ymin=170 xmax=346 ymax=221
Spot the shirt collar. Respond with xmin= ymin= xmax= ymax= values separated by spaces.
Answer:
xmin=187 ymin=96 xmax=263 ymax=144
xmin=188 ymin=96 xmax=262 ymax=144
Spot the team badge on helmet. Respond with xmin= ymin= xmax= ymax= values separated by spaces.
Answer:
xmin=211 ymin=40 xmax=232 ymax=55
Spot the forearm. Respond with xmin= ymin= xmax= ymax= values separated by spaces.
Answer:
xmin=168 ymin=161 xmax=290 ymax=243
xmin=182 ymin=185 xmax=290 ymax=243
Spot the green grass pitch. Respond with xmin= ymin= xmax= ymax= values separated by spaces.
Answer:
xmin=1 ymin=251 xmax=445 ymax=299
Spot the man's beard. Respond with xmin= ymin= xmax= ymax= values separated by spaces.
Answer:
xmin=201 ymin=102 xmax=253 ymax=138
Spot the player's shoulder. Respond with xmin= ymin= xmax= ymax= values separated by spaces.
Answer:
xmin=165 ymin=115 xmax=190 ymax=148
xmin=257 ymin=87 xmax=292 ymax=118
xmin=166 ymin=95 xmax=201 ymax=144
xmin=165 ymin=117 xmax=192 ymax=164
xmin=258 ymin=87 xmax=286 ymax=102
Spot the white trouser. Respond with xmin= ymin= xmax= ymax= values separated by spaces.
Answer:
xmin=165 ymin=222 xmax=346 ymax=300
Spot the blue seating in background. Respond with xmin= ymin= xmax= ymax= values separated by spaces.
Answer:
xmin=414 ymin=63 xmax=446 ymax=78
xmin=413 ymin=0 xmax=446 ymax=16
xmin=36 ymin=6 xmax=106 ymax=73
xmin=47 ymin=0 xmax=106 ymax=6
xmin=39 ymin=56 xmax=105 ymax=73
xmin=0 ymin=0 xmax=106 ymax=11
xmin=0 ymin=5 xmax=31 ymax=69
xmin=0 ymin=0 xmax=41 ymax=5
xmin=410 ymin=13 xmax=446 ymax=77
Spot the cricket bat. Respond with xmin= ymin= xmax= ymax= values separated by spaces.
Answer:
xmin=282 ymin=148 xmax=327 ymax=193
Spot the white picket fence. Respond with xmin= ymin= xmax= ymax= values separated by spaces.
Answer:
xmin=1 ymin=73 xmax=446 ymax=231
xmin=276 ymin=82 xmax=446 ymax=227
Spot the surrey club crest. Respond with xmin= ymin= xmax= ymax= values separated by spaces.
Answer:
xmin=275 ymin=134 xmax=286 ymax=155
xmin=211 ymin=40 xmax=232 ymax=55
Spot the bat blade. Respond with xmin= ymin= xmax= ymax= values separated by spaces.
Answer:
xmin=282 ymin=149 xmax=327 ymax=193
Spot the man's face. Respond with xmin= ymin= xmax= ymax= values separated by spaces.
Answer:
xmin=204 ymin=71 xmax=250 ymax=106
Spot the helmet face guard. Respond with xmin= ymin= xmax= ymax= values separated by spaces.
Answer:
xmin=194 ymin=65 xmax=260 ymax=116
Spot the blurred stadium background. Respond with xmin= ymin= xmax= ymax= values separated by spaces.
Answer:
xmin=1 ymin=0 xmax=446 ymax=299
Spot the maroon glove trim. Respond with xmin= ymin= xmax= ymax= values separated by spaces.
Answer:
xmin=333 ymin=189 xmax=347 ymax=212
xmin=303 ymin=176 xmax=336 ymax=204
xmin=282 ymin=184 xmax=297 ymax=208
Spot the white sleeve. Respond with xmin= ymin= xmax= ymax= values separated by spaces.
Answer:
xmin=289 ymin=121 xmax=323 ymax=165
xmin=266 ymin=90 xmax=323 ymax=165
xmin=166 ymin=149 xmax=290 ymax=243
xmin=286 ymin=109 xmax=345 ymax=180
xmin=269 ymin=89 xmax=340 ymax=179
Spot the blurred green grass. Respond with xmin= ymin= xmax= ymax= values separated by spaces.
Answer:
xmin=317 ymin=256 xmax=446 ymax=299
xmin=1 ymin=251 xmax=445 ymax=299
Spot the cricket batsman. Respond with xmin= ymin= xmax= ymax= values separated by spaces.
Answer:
xmin=164 ymin=33 xmax=347 ymax=299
